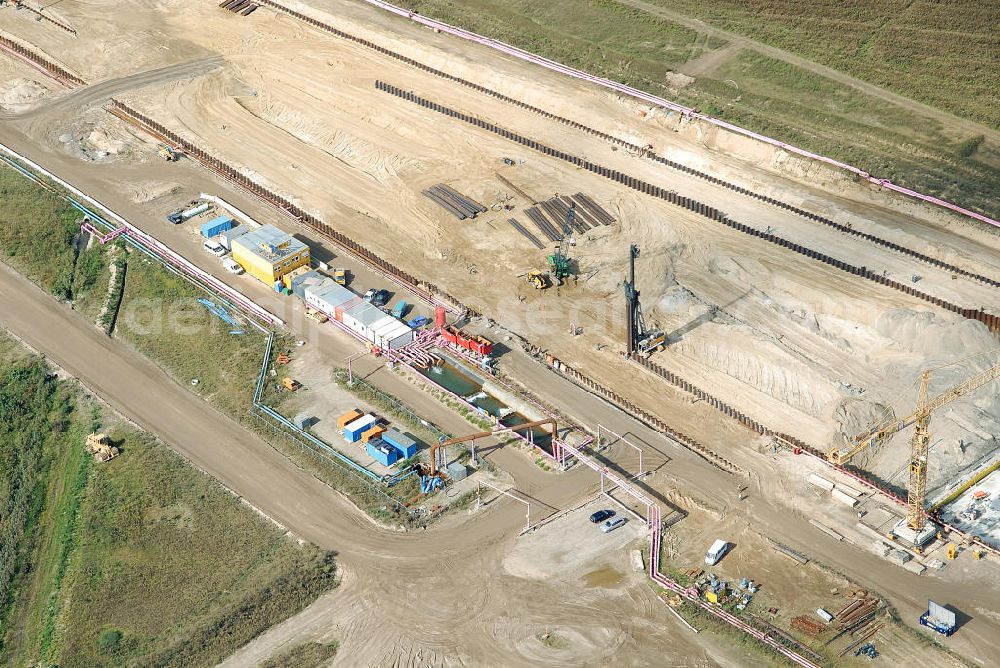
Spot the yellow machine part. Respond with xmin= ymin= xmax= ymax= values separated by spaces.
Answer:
xmin=527 ymin=270 xmax=547 ymax=289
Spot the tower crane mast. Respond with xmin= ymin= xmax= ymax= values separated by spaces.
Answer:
xmin=827 ymin=358 xmax=1000 ymax=532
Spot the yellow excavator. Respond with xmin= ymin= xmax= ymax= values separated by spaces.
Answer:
xmin=828 ymin=357 xmax=1000 ymax=531
xmin=157 ymin=144 xmax=181 ymax=161
xmin=526 ymin=270 xmax=549 ymax=289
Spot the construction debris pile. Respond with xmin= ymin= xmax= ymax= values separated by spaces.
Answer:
xmin=85 ymin=433 xmax=120 ymax=463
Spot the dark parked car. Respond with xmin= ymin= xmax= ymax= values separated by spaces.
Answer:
xmin=371 ymin=289 xmax=390 ymax=307
xmin=589 ymin=509 xmax=615 ymax=524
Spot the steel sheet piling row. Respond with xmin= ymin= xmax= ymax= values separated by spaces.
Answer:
xmin=0 ymin=36 xmax=85 ymax=86
xmin=375 ymin=82 xmax=1000 ymax=333
xmin=520 ymin=344 xmax=742 ymax=474
xmin=256 ymin=1 xmax=997 ymax=287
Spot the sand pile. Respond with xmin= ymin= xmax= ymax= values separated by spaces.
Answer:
xmin=0 ymin=78 xmax=48 ymax=109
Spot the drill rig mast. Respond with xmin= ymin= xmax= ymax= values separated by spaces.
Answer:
xmin=624 ymin=245 xmax=665 ymax=355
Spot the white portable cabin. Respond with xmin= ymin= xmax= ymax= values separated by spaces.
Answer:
xmin=305 ymin=282 xmax=354 ymax=316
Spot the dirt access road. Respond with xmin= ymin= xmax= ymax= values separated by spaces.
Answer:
xmin=3 ymin=244 xmax=999 ymax=664
xmin=0 ymin=260 xmax=722 ymax=667
xmin=1 ymin=97 xmax=997 ymax=667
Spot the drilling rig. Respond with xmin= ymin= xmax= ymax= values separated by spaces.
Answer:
xmin=546 ymin=205 xmax=573 ymax=285
xmin=624 ymin=244 xmax=665 ymax=355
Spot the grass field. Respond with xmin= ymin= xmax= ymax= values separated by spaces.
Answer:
xmin=645 ymin=0 xmax=1000 ymax=129
xmin=0 ymin=164 xmax=111 ymax=317
xmin=0 ymin=344 xmax=87 ymax=665
xmin=115 ymin=255 xmax=269 ymax=417
xmin=57 ymin=428 xmax=336 ymax=668
xmin=393 ymin=0 xmax=1000 ymax=219
xmin=0 ymin=337 xmax=338 ymax=667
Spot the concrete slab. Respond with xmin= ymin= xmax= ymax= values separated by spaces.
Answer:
xmin=939 ymin=469 xmax=1000 ymax=545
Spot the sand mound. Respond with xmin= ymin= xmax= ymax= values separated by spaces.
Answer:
xmin=129 ymin=181 xmax=180 ymax=204
xmin=0 ymin=78 xmax=48 ymax=108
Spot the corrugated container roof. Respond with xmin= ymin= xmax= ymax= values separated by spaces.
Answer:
xmin=383 ymin=428 xmax=415 ymax=448
xmin=380 ymin=322 xmax=412 ymax=341
xmin=232 ymin=224 xmax=307 ymax=262
xmin=370 ymin=315 xmax=399 ymax=336
xmin=345 ymin=414 xmax=377 ymax=434
xmin=306 ymin=281 xmax=353 ymax=307
xmin=346 ymin=303 xmax=387 ymax=328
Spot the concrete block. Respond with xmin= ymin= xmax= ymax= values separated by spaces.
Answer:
xmin=903 ymin=561 xmax=927 ymax=575
xmin=630 ymin=549 xmax=645 ymax=572
xmin=809 ymin=519 xmax=843 ymax=541
xmin=808 ymin=474 xmax=835 ymax=492
xmin=887 ymin=549 xmax=912 ymax=565
xmin=837 ymin=483 xmax=864 ymax=498
xmin=832 ymin=488 xmax=859 ymax=507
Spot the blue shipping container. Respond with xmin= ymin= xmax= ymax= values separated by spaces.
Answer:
xmin=344 ymin=414 xmax=377 ymax=442
xmin=382 ymin=428 xmax=417 ymax=458
xmin=200 ymin=216 xmax=233 ymax=238
xmin=367 ymin=439 xmax=400 ymax=466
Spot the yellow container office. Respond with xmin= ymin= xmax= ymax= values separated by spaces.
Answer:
xmin=231 ymin=224 xmax=311 ymax=285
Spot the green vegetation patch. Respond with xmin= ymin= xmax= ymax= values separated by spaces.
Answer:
xmin=645 ymin=0 xmax=1000 ymax=129
xmin=0 ymin=342 xmax=337 ymax=667
xmin=0 ymin=164 xmax=110 ymax=310
xmin=400 ymin=0 xmax=723 ymax=83
xmin=56 ymin=429 xmax=337 ymax=668
xmin=115 ymin=256 xmax=268 ymax=416
xmin=259 ymin=640 xmax=339 ymax=668
xmin=0 ymin=356 xmax=81 ymax=664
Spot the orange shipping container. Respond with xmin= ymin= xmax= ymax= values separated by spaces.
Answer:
xmin=338 ymin=409 xmax=363 ymax=430
xmin=362 ymin=424 xmax=386 ymax=444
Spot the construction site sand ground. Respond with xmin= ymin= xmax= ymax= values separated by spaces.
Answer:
xmin=3 ymin=0 xmax=996 ymax=500
xmin=2 ymin=0 xmax=1000 ymax=664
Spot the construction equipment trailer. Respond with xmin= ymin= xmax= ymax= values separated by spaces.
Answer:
xmin=919 ymin=600 xmax=957 ymax=636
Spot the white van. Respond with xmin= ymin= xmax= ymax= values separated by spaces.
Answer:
xmin=705 ymin=539 xmax=730 ymax=566
xmin=222 ymin=257 xmax=244 ymax=275
xmin=203 ymin=239 xmax=227 ymax=257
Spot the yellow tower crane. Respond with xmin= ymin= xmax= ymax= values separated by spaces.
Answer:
xmin=827 ymin=358 xmax=1000 ymax=531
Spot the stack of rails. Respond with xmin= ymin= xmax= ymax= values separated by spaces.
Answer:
xmin=525 ymin=207 xmax=560 ymax=242
xmin=507 ymin=218 xmax=544 ymax=249
xmin=219 ymin=0 xmax=259 ymax=15
xmin=422 ymin=183 xmax=487 ymax=220
xmin=572 ymin=193 xmax=615 ymax=225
